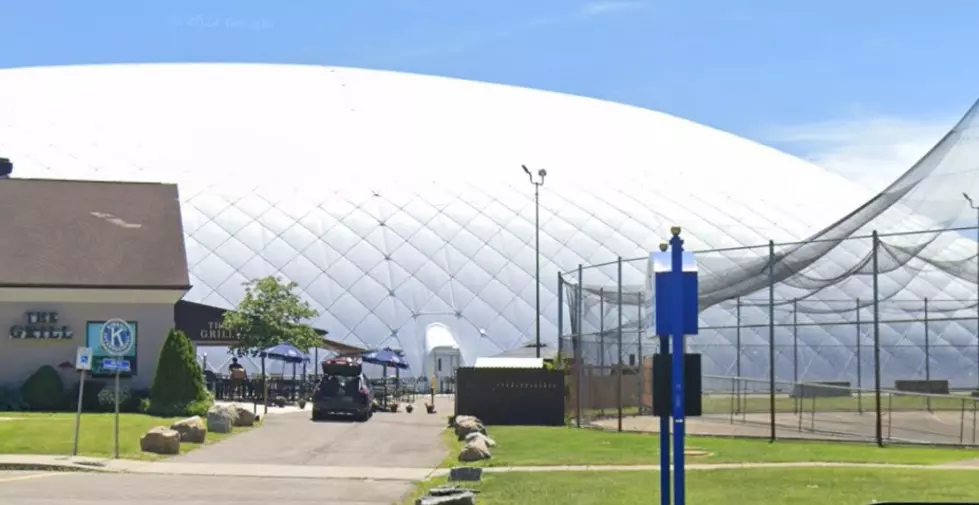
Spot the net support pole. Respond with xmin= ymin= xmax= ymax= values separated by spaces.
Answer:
xmin=736 ymin=297 xmax=742 ymax=378
xmin=599 ymin=287 xmax=605 ymax=418
xmin=924 ymin=297 xmax=930 ymax=381
xmin=793 ymin=298 xmax=799 ymax=414
xmin=637 ymin=294 xmax=644 ymax=415
xmin=736 ymin=296 xmax=742 ymax=413
xmin=557 ymin=272 xmax=564 ymax=364
xmin=856 ymin=298 xmax=862 ymax=414
xmin=925 ymin=297 xmax=931 ymax=412
xmin=617 ymin=256 xmax=624 ymax=433
xmin=599 ymin=288 xmax=606 ymax=372
xmin=872 ymin=230 xmax=884 ymax=447
xmin=576 ymin=264 xmax=584 ymax=428
xmin=792 ymin=299 xmax=799 ymax=385
xmin=768 ymin=239 xmax=776 ymax=443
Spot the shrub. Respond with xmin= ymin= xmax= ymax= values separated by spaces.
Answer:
xmin=65 ymin=380 xmax=108 ymax=412
xmin=123 ymin=388 xmax=151 ymax=413
xmin=97 ymin=385 xmax=131 ymax=411
xmin=20 ymin=365 xmax=65 ymax=411
xmin=0 ymin=386 xmax=27 ymax=411
xmin=148 ymin=328 xmax=212 ymax=416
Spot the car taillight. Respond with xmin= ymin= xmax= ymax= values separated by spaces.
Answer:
xmin=359 ymin=386 xmax=370 ymax=396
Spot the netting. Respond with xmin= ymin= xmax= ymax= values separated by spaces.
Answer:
xmin=561 ymin=96 xmax=979 ymax=386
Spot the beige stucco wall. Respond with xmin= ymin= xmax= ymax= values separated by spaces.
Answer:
xmin=0 ymin=299 xmax=175 ymax=391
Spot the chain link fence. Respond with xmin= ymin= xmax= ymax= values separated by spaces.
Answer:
xmin=557 ymin=226 xmax=979 ymax=446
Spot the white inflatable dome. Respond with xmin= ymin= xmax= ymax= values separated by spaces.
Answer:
xmin=0 ymin=62 xmax=960 ymax=380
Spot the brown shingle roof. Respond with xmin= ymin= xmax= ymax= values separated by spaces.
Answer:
xmin=0 ymin=178 xmax=190 ymax=289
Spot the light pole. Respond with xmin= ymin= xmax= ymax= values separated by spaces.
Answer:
xmin=964 ymin=192 xmax=979 ymax=390
xmin=523 ymin=165 xmax=547 ymax=358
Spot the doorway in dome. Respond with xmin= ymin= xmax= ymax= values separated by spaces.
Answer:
xmin=424 ymin=322 xmax=462 ymax=394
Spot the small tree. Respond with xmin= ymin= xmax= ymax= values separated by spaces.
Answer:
xmin=223 ymin=275 xmax=320 ymax=357
xmin=149 ymin=328 xmax=211 ymax=416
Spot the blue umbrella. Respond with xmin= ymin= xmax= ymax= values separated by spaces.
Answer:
xmin=361 ymin=348 xmax=409 ymax=370
xmin=260 ymin=343 xmax=310 ymax=364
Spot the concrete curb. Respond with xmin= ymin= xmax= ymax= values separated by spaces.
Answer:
xmin=0 ymin=462 xmax=123 ymax=473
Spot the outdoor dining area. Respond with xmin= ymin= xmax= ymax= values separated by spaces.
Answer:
xmin=205 ymin=343 xmax=421 ymax=409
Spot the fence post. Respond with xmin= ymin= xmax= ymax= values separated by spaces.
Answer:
xmin=600 ymin=288 xmax=606 ymax=371
xmin=557 ymin=272 xmax=564 ymax=364
xmin=638 ymin=295 xmax=644 ymax=415
xmin=736 ymin=297 xmax=742 ymax=379
xmin=872 ymin=230 xmax=884 ymax=447
xmin=925 ymin=297 xmax=931 ymax=412
xmin=856 ymin=298 xmax=862 ymax=414
xmin=617 ymin=256 xmax=624 ymax=432
xmin=576 ymin=264 xmax=584 ymax=428
xmin=768 ymin=239 xmax=777 ymax=442
xmin=599 ymin=287 xmax=605 ymax=418
xmin=793 ymin=298 xmax=799 ymax=414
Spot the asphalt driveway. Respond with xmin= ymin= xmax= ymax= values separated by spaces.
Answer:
xmin=172 ymin=397 xmax=451 ymax=468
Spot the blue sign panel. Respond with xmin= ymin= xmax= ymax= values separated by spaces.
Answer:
xmin=101 ymin=359 xmax=131 ymax=372
xmin=86 ymin=321 xmax=138 ymax=377
xmin=651 ymin=251 xmax=699 ymax=336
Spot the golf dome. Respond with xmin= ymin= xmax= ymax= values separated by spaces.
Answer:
xmin=1 ymin=63 xmax=976 ymax=383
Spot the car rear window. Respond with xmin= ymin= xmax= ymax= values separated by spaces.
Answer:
xmin=321 ymin=362 xmax=362 ymax=377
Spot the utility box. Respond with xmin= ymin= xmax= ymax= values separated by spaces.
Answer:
xmin=652 ymin=353 xmax=703 ymax=417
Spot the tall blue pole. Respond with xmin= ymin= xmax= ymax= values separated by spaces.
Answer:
xmin=656 ymin=242 xmax=671 ymax=505
xmin=669 ymin=228 xmax=686 ymax=505
xmin=659 ymin=332 xmax=671 ymax=505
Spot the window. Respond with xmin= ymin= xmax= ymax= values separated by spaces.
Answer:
xmin=438 ymin=358 xmax=442 ymax=372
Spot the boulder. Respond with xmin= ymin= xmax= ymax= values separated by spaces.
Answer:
xmin=206 ymin=404 xmax=236 ymax=434
xmin=170 ymin=416 xmax=207 ymax=443
xmin=464 ymin=432 xmax=496 ymax=448
xmin=457 ymin=436 xmax=491 ymax=462
xmin=139 ymin=426 xmax=181 ymax=455
xmin=232 ymin=405 xmax=256 ymax=427
xmin=453 ymin=416 xmax=486 ymax=440
xmin=452 ymin=415 xmax=477 ymax=426
xmin=416 ymin=491 xmax=476 ymax=505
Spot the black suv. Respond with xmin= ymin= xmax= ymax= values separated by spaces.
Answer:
xmin=312 ymin=357 xmax=374 ymax=422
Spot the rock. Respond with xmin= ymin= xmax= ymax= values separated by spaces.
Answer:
xmin=139 ymin=426 xmax=181 ymax=455
xmin=448 ymin=467 xmax=483 ymax=482
xmin=169 ymin=416 xmax=207 ymax=443
xmin=464 ymin=432 xmax=496 ymax=448
xmin=416 ymin=491 xmax=476 ymax=505
xmin=453 ymin=415 xmax=477 ymax=426
xmin=206 ymin=404 xmax=236 ymax=434
xmin=457 ymin=436 xmax=491 ymax=462
xmin=232 ymin=405 xmax=255 ymax=427
xmin=453 ymin=416 xmax=486 ymax=440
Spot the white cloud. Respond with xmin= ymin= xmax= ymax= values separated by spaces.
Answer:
xmin=768 ymin=114 xmax=956 ymax=193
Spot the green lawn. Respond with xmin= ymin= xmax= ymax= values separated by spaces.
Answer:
xmin=408 ymin=467 xmax=979 ymax=505
xmin=584 ymin=392 xmax=976 ymax=419
xmin=0 ymin=412 xmax=257 ymax=460
xmin=443 ymin=425 xmax=979 ymax=467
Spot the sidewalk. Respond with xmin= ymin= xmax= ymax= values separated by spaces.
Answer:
xmin=4 ymin=454 xmax=979 ymax=482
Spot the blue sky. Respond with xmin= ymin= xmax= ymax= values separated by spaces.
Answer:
xmin=1 ymin=0 xmax=976 ymax=187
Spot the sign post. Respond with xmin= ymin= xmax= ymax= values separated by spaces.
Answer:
xmin=652 ymin=226 xmax=699 ymax=505
xmin=99 ymin=319 xmax=135 ymax=459
xmin=72 ymin=346 xmax=93 ymax=457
